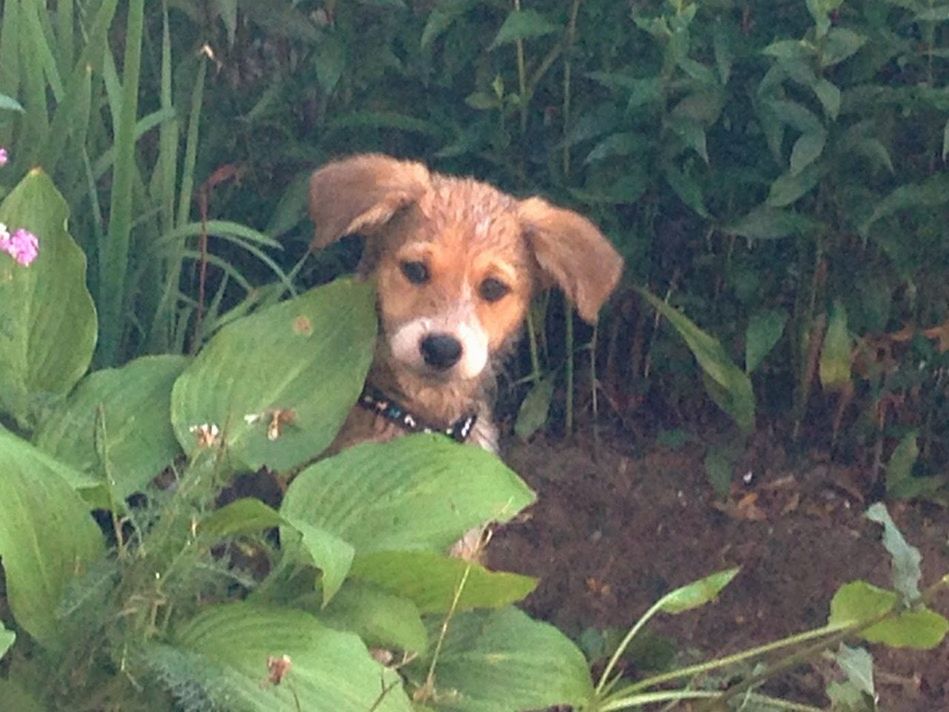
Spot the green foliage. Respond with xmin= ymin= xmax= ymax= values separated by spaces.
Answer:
xmin=0 ymin=170 xmax=96 ymax=427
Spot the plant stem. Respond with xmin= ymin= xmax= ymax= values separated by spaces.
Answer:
xmin=513 ymin=0 xmax=528 ymax=134
xmin=421 ymin=563 xmax=473 ymax=698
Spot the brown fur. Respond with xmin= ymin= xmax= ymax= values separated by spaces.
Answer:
xmin=309 ymin=154 xmax=623 ymax=454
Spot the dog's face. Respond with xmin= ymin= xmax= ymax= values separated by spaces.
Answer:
xmin=309 ymin=154 xmax=623 ymax=385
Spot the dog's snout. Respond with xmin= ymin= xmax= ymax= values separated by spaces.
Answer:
xmin=420 ymin=333 xmax=463 ymax=370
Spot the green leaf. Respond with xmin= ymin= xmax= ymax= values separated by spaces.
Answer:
xmin=514 ymin=378 xmax=554 ymax=440
xmin=821 ymin=28 xmax=866 ymax=67
xmin=637 ymin=289 xmax=755 ymax=433
xmin=0 ymin=170 xmax=97 ymax=426
xmin=0 ymin=428 xmax=104 ymax=649
xmin=318 ymin=581 xmax=428 ymax=653
xmin=865 ymin=503 xmax=921 ymax=603
xmin=171 ymin=278 xmax=377 ymax=472
xmin=0 ymin=92 xmax=24 ymax=112
xmin=765 ymin=99 xmax=823 ymax=133
xmin=286 ymin=519 xmax=355 ymax=608
xmin=0 ymin=625 xmax=14 ymax=660
xmin=763 ymin=39 xmax=811 ymax=61
xmin=827 ymin=644 xmax=876 ymax=711
xmin=814 ymin=78 xmax=841 ymax=120
xmin=0 ymin=679 xmax=45 ymax=712
xmin=421 ymin=0 xmax=471 ymax=49
xmin=662 ymin=162 xmax=711 ymax=218
xmin=488 ymin=9 xmax=559 ymax=50
xmin=667 ymin=116 xmax=709 ymax=163
xmin=745 ymin=309 xmax=788 ymax=373
xmin=819 ymin=301 xmax=851 ymax=390
xmin=860 ymin=173 xmax=949 ymax=236
xmin=724 ymin=205 xmax=813 ymax=239
xmin=171 ymin=603 xmax=412 ymax=711
xmin=790 ymin=130 xmax=827 ymax=175
xmin=200 ymin=498 xmax=284 ymax=539
xmin=349 ymin=550 xmax=536 ymax=613
xmin=657 ymin=568 xmax=739 ymax=614
xmin=406 ymin=607 xmax=593 ymax=711
xmin=829 ymin=581 xmax=898 ymax=627
xmin=767 ymin=162 xmax=822 ymax=207
xmin=943 ymin=117 xmax=949 ymax=161
xmin=281 ymin=435 xmax=534 ymax=553
xmin=214 ymin=0 xmax=237 ymax=44
xmin=861 ymin=608 xmax=948 ymax=650
xmin=35 ymin=355 xmax=187 ymax=504
xmin=883 ymin=433 xmax=919 ymax=498
xmin=315 ymin=33 xmax=346 ymax=94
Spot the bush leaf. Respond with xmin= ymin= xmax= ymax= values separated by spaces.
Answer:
xmin=0 ymin=428 xmax=104 ymax=649
xmin=317 ymin=581 xmax=428 ymax=654
xmin=657 ymin=568 xmax=740 ymax=614
xmin=819 ymin=300 xmax=851 ymax=390
xmin=865 ymin=503 xmax=921 ymax=603
xmin=171 ymin=278 xmax=377 ymax=472
xmin=745 ymin=309 xmax=787 ymax=373
xmin=0 ymin=170 xmax=97 ymax=427
xmin=638 ymin=288 xmax=755 ymax=433
xmin=488 ymin=10 xmax=559 ymax=50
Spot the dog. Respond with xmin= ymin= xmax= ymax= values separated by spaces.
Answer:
xmin=309 ymin=154 xmax=623 ymax=464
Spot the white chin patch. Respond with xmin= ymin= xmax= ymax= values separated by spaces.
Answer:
xmin=390 ymin=317 xmax=489 ymax=380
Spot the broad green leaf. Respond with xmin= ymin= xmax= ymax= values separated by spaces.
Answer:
xmin=819 ymin=301 xmax=851 ymax=390
xmin=318 ymin=581 xmax=428 ymax=653
xmin=790 ymin=130 xmax=826 ymax=175
xmin=349 ymin=550 xmax=537 ymax=613
xmin=35 ymin=355 xmax=187 ymax=504
xmin=172 ymin=603 xmax=412 ymax=711
xmin=0 ymin=679 xmax=45 ymax=712
xmin=662 ymin=162 xmax=711 ymax=218
xmin=814 ymin=78 xmax=841 ymax=120
xmin=745 ymin=309 xmax=788 ymax=373
xmin=884 ymin=433 xmax=919 ymax=497
xmin=0 ymin=92 xmax=24 ymax=112
xmin=638 ymin=289 xmax=755 ymax=433
xmin=584 ymin=132 xmax=647 ymax=164
xmin=407 ymin=608 xmax=593 ymax=712
xmin=488 ymin=10 xmax=559 ymax=50
xmin=657 ymin=568 xmax=739 ymax=614
xmin=860 ymin=173 xmax=949 ymax=236
xmin=171 ymin=278 xmax=377 ymax=472
xmin=668 ymin=116 xmax=709 ymax=163
xmin=285 ymin=519 xmax=355 ymax=608
xmin=724 ymin=206 xmax=813 ymax=239
xmin=315 ymin=33 xmax=345 ymax=94
xmin=0 ymin=428 xmax=104 ymax=649
xmin=767 ymin=162 xmax=821 ymax=207
xmin=829 ymin=581 xmax=897 ymax=627
xmin=0 ymin=170 xmax=97 ymax=426
xmin=861 ymin=608 xmax=948 ymax=650
xmin=200 ymin=498 xmax=284 ymax=539
xmin=865 ymin=503 xmax=921 ymax=602
xmin=281 ymin=435 xmax=535 ymax=553
xmin=763 ymin=39 xmax=811 ymax=61
xmin=765 ymin=99 xmax=823 ymax=133
xmin=821 ymin=28 xmax=866 ymax=67
xmin=514 ymin=379 xmax=554 ymax=440
xmin=0 ymin=625 xmax=14 ymax=659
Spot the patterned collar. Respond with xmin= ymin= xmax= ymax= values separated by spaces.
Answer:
xmin=357 ymin=385 xmax=477 ymax=443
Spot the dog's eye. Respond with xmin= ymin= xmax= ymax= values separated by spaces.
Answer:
xmin=479 ymin=277 xmax=510 ymax=303
xmin=400 ymin=260 xmax=430 ymax=284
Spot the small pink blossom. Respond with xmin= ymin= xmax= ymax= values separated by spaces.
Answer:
xmin=0 ymin=226 xmax=39 ymax=266
xmin=0 ymin=147 xmax=7 ymax=166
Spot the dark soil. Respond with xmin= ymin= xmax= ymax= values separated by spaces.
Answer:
xmin=487 ymin=432 xmax=949 ymax=711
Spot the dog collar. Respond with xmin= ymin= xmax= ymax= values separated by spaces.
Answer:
xmin=357 ymin=386 xmax=477 ymax=443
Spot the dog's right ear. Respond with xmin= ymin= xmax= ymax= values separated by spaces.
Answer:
xmin=308 ymin=154 xmax=431 ymax=249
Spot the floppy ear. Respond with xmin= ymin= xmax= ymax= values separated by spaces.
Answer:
xmin=308 ymin=154 xmax=431 ymax=248
xmin=518 ymin=197 xmax=624 ymax=322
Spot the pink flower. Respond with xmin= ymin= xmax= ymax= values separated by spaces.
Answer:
xmin=0 ymin=147 xmax=7 ymax=166
xmin=8 ymin=228 xmax=39 ymax=266
xmin=0 ymin=226 xmax=39 ymax=266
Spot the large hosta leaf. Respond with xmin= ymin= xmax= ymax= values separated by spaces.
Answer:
xmin=0 ymin=170 xmax=97 ymax=426
xmin=350 ymin=550 xmax=537 ymax=613
xmin=0 ymin=428 xmax=104 ymax=649
xmin=35 ymin=355 xmax=187 ymax=503
xmin=316 ymin=580 xmax=428 ymax=654
xmin=170 ymin=603 xmax=412 ymax=711
xmin=281 ymin=434 xmax=535 ymax=553
xmin=171 ymin=278 xmax=376 ymax=472
xmin=406 ymin=607 xmax=593 ymax=712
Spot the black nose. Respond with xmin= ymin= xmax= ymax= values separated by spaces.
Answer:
xmin=420 ymin=333 xmax=463 ymax=370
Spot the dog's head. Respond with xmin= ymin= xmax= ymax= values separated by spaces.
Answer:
xmin=309 ymin=154 xmax=623 ymax=384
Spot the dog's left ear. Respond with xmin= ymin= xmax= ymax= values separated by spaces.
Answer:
xmin=518 ymin=197 xmax=624 ymax=322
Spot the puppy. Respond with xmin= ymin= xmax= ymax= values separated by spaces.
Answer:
xmin=309 ymin=153 xmax=623 ymax=463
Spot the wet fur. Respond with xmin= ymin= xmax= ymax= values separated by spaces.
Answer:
xmin=308 ymin=154 xmax=623 ymax=455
